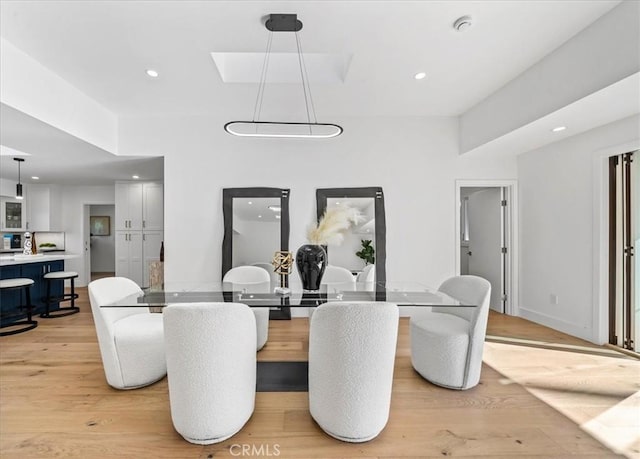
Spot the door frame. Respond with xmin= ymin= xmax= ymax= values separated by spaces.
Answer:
xmin=592 ymin=140 xmax=640 ymax=344
xmin=455 ymin=180 xmax=519 ymax=316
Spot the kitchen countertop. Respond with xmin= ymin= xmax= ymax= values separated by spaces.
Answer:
xmin=0 ymin=253 xmax=79 ymax=267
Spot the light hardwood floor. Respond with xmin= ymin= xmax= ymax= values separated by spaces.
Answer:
xmin=1 ymin=288 xmax=637 ymax=458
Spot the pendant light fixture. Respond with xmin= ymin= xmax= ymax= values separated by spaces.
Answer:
xmin=14 ymin=157 xmax=24 ymax=200
xmin=224 ymin=14 xmax=343 ymax=139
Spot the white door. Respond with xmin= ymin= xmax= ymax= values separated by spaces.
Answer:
xmin=115 ymin=183 xmax=143 ymax=231
xmin=466 ymin=188 xmax=504 ymax=312
xmin=115 ymin=231 xmax=131 ymax=279
xmin=83 ymin=204 xmax=91 ymax=285
xmin=129 ymin=232 xmax=144 ymax=286
xmin=143 ymin=183 xmax=164 ymax=231
xmin=142 ymin=231 xmax=163 ymax=288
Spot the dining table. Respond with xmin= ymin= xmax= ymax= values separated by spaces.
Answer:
xmin=103 ymin=280 xmax=475 ymax=392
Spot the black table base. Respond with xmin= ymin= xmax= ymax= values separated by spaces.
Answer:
xmin=257 ymin=361 xmax=308 ymax=392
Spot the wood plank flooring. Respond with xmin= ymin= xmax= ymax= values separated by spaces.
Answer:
xmin=0 ymin=287 xmax=635 ymax=458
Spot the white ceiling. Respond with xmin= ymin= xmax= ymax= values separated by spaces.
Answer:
xmin=0 ymin=1 xmax=621 ymax=118
xmin=0 ymin=1 xmax=626 ymax=185
xmin=0 ymin=104 xmax=164 ymax=186
xmin=234 ymin=197 xmax=281 ymax=222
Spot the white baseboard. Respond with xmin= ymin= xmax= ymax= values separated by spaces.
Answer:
xmin=519 ymin=306 xmax=594 ymax=343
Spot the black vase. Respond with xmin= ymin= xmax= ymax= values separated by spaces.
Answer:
xmin=295 ymin=244 xmax=327 ymax=291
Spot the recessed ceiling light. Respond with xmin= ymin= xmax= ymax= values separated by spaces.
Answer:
xmin=258 ymin=215 xmax=262 ymax=218
xmin=275 ymin=215 xmax=281 ymax=219
xmin=453 ymin=16 xmax=473 ymax=32
xmin=268 ymin=206 xmax=281 ymax=212
xmin=552 ymin=126 xmax=567 ymax=132
xmin=31 ymin=176 xmax=39 ymax=180
xmin=248 ymin=201 xmax=253 ymax=205
xmin=146 ymin=69 xmax=159 ymax=78
xmin=132 ymin=175 xmax=140 ymax=179
xmin=414 ymin=72 xmax=427 ymax=80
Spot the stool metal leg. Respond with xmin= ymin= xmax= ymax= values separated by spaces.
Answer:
xmin=0 ymin=285 xmax=38 ymax=337
xmin=45 ymin=278 xmax=51 ymax=316
xmin=40 ymin=276 xmax=80 ymax=318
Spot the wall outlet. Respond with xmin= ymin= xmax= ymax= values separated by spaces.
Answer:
xmin=550 ymin=294 xmax=559 ymax=305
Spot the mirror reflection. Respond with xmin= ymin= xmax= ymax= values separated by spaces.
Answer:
xmin=325 ymin=198 xmax=375 ymax=278
xmin=316 ymin=187 xmax=386 ymax=291
xmin=222 ymin=187 xmax=290 ymax=319
xmin=231 ymin=197 xmax=281 ymax=282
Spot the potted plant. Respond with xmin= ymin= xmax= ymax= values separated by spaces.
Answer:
xmin=356 ymin=239 xmax=375 ymax=266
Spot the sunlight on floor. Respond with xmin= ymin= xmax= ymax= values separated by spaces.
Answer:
xmin=483 ymin=337 xmax=640 ymax=458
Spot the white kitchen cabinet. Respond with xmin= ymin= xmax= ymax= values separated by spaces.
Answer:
xmin=142 ymin=183 xmax=164 ymax=231
xmin=115 ymin=183 xmax=143 ymax=231
xmin=142 ymin=230 xmax=163 ymax=288
xmin=0 ymin=197 xmax=26 ymax=231
xmin=116 ymin=230 xmax=163 ymax=288
xmin=115 ymin=181 xmax=163 ymax=288
xmin=116 ymin=231 xmax=144 ymax=286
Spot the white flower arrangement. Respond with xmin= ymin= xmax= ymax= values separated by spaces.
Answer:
xmin=307 ymin=205 xmax=364 ymax=245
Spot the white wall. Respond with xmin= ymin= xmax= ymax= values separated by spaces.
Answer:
xmin=460 ymin=1 xmax=640 ymax=153
xmin=0 ymin=178 xmax=17 ymax=197
xmin=119 ymin=115 xmax=517 ymax=318
xmin=518 ymin=114 xmax=640 ymax=343
xmin=60 ymin=185 xmax=115 ymax=285
xmin=328 ymin=230 xmax=371 ymax=272
xmin=0 ymin=38 xmax=118 ymax=154
xmin=90 ymin=204 xmax=115 ymax=272
xmin=232 ymin=219 xmax=280 ymax=267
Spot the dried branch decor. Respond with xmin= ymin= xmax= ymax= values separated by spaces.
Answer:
xmin=307 ymin=205 xmax=363 ymax=245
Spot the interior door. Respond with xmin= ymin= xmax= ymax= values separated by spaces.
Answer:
xmin=466 ymin=188 xmax=503 ymax=312
xmin=83 ymin=204 xmax=91 ymax=285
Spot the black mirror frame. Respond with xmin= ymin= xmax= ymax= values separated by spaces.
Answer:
xmin=222 ymin=187 xmax=291 ymax=319
xmin=315 ymin=187 xmax=386 ymax=286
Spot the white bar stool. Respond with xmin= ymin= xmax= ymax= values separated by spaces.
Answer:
xmin=40 ymin=271 xmax=79 ymax=318
xmin=0 ymin=278 xmax=38 ymax=336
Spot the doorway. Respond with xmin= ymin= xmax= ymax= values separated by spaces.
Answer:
xmin=89 ymin=204 xmax=115 ymax=282
xmin=456 ymin=180 xmax=517 ymax=315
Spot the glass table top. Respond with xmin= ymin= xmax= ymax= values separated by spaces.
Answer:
xmin=102 ymin=281 xmax=473 ymax=308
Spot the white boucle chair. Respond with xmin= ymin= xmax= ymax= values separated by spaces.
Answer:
xmin=251 ymin=262 xmax=279 ymax=285
xmin=322 ymin=265 xmax=356 ymax=290
xmin=309 ymin=301 xmax=399 ymax=442
xmin=356 ymin=264 xmax=375 ymax=291
xmin=223 ymin=266 xmax=271 ymax=351
xmin=88 ymin=277 xmax=166 ymax=390
xmin=410 ymin=275 xmax=491 ymax=390
xmin=163 ymin=302 xmax=256 ymax=445
xmin=308 ymin=265 xmax=356 ymax=319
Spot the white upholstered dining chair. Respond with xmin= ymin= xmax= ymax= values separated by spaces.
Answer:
xmin=410 ymin=275 xmax=491 ymax=390
xmin=163 ymin=302 xmax=256 ymax=444
xmin=222 ymin=266 xmax=270 ymax=351
xmin=87 ymin=277 xmax=166 ymax=390
xmin=309 ymin=301 xmax=399 ymax=442
xmin=308 ymin=265 xmax=356 ymax=318
xmin=356 ymin=264 xmax=375 ymax=291
xmin=322 ymin=265 xmax=356 ymax=290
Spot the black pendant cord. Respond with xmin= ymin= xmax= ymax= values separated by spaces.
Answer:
xmin=296 ymin=32 xmax=318 ymax=126
xmin=295 ymin=31 xmax=313 ymax=134
xmin=253 ymin=30 xmax=274 ymax=124
xmin=224 ymin=13 xmax=343 ymax=139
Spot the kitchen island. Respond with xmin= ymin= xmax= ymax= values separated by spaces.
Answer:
xmin=0 ymin=253 xmax=78 ymax=326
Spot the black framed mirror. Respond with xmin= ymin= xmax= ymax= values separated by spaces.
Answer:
xmin=222 ymin=187 xmax=291 ymax=319
xmin=316 ymin=187 xmax=386 ymax=286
